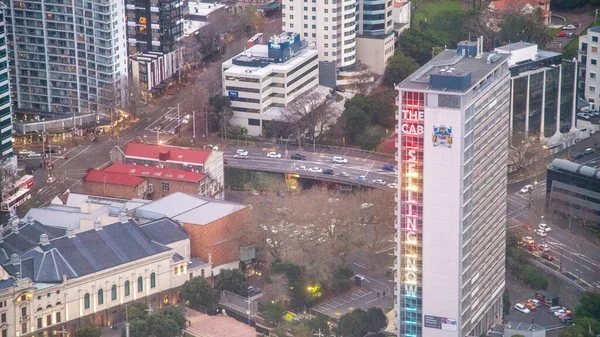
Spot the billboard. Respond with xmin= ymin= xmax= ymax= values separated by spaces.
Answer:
xmin=424 ymin=315 xmax=457 ymax=332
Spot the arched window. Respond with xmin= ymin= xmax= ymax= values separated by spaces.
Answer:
xmin=137 ymin=277 xmax=143 ymax=293
xmin=124 ymin=281 xmax=130 ymax=297
xmin=84 ymin=293 xmax=90 ymax=309
xmin=111 ymin=285 xmax=117 ymax=301
xmin=179 ymin=265 xmax=183 ymax=273
xmin=174 ymin=267 xmax=178 ymax=275
xmin=150 ymin=273 xmax=156 ymax=289
xmin=98 ymin=289 xmax=104 ymax=305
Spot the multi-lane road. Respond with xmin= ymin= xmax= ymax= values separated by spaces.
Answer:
xmin=507 ymin=152 xmax=600 ymax=289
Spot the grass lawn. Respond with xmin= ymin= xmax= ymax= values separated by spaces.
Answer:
xmin=414 ymin=0 xmax=462 ymax=24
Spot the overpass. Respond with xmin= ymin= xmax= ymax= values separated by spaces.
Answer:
xmin=222 ymin=146 xmax=397 ymax=189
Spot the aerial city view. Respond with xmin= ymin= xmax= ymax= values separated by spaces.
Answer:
xmin=2 ymin=0 xmax=600 ymax=335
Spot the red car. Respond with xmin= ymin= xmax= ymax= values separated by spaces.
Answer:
xmin=541 ymin=253 xmax=554 ymax=261
xmin=556 ymin=31 xmax=567 ymax=37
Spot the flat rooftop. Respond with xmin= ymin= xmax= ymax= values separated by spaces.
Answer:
xmin=396 ymin=49 xmax=509 ymax=93
xmin=188 ymin=1 xmax=226 ymax=17
xmin=223 ymin=44 xmax=318 ymax=77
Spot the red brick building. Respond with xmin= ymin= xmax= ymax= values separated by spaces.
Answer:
xmin=102 ymin=163 xmax=208 ymax=200
xmin=82 ymin=169 xmax=148 ymax=199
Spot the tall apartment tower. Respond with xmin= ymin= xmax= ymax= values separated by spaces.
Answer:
xmin=579 ymin=26 xmax=600 ymax=110
xmin=125 ymin=0 xmax=183 ymax=56
xmin=5 ymin=0 xmax=128 ymax=118
xmin=355 ymin=0 xmax=396 ymax=74
xmin=394 ymin=40 xmax=509 ymax=337
xmin=0 ymin=6 xmax=14 ymax=164
xmin=281 ymin=0 xmax=357 ymax=84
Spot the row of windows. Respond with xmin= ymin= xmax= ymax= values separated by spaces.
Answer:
xmin=83 ymin=273 xmax=156 ymax=309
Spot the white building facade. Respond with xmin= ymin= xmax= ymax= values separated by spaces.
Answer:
xmin=394 ymin=41 xmax=509 ymax=337
xmin=5 ymin=0 xmax=128 ymax=118
xmin=579 ymin=26 xmax=600 ymax=110
xmin=221 ymin=33 xmax=319 ymax=135
xmin=281 ymin=0 xmax=356 ymax=71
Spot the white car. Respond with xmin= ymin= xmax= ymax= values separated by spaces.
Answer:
xmin=538 ymin=223 xmax=551 ymax=232
xmin=372 ymin=179 xmax=386 ymax=185
xmin=514 ymin=303 xmax=530 ymax=314
xmin=234 ymin=153 xmax=248 ymax=159
xmin=28 ymin=152 xmax=42 ymax=158
xmin=267 ymin=152 xmax=282 ymax=158
xmin=554 ymin=309 xmax=567 ymax=317
xmin=181 ymin=118 xmax=189 ymax=124
xmin=563 ymin=24 xmax=576 ymax=30
xmin=529 ymin=299 xmax=540 ymax=306
xmin=46 ymin=176 xmax=56 ymax=183
xmin=520 ymin=185 xmax=534 ymax=193
xmin=534 ymin=229 xmax=547 ymax=237
xmin=387 ymin=183 xmax=397 ymax=188
xmin=297 ymin=165 xmax=307 ymax=171
xmin=236 ymin=149 xmax=248 ymax=156
xmin=337 ymin=172 xmax=350 ymax=177
xmin=308 ymin=167 xmax=322 ymax=173
xmin=577 ymin=113 xmax=590 ymax=120
xmin=19 ymin=150 xmax=32 ymax=155
xmin=333 ymin=156 xmax=348 ymax=164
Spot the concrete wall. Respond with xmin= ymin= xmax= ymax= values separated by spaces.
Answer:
xmin=82 ymin=180 xmax=147 ymax=199
xmin=355 ymin=33 xmax=395 ymax=75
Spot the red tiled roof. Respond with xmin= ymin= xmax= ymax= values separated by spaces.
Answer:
xmin=85 ymin=169 xmax=145 ymax=187
xmin=123 ymin=142 xmax=211 ymax=165
xmin=488 ymin=0 xmax=539 ymax=10
xmin=104 ymin=163 xmax=207 ymax=183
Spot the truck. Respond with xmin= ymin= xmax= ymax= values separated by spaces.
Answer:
xmin=535 ymin=290 xmax=559 ymax=307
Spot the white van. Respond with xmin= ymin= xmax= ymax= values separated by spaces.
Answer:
xmin=333 ymin=156 xmax=347 ymax=164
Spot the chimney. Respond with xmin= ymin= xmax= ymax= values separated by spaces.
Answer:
xmin=11 ymin=218 xmax=19 ymax=234
xmin=39 ymin=233 xmax=49 ymax=246
xmin=66 ymin=225 xmax=75 ymax=238
xmin=10 ymin=253 xmax=19 ymax=266
xmin=119 ymin=208 xmax=129 ymax=224
xmin=93 ymin=219 xmax=102 ymax=231
xmin=26 ymin=214 xmax=33 ymax=226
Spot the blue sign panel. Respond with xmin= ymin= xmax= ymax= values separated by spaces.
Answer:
xmin=228 ymin=91 xmax=239 ymax=98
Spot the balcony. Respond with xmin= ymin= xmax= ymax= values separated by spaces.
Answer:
xmin=394 ymin=205 xmax=398 ymax=216
xmin=395 ymin=192 xmax=399 ymax=203
xmin=395 ymin=123 xmax=398 ymax=134
xmin=395 ymin=151 xmax=398 ymax=161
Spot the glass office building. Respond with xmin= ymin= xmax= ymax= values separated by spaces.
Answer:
xmin=0 ymin=7 xmax=13 ymax=164
xmin=495 ymin=42 xmax=577 ymax=140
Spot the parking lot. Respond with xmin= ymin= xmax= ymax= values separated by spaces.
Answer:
xmin=311 ymin=287 xmax=393 ymax=318
xmin=504 ymin=286 xmax=571 ymax=329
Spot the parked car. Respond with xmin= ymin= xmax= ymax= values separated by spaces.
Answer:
xmin=590 ymin=110 xmax=600 ymax=116
xmin=322 ymin=168 xmax=334 ymax=175
xmin=520 ymin=185 xmax=534 ymax=193
xmin=515 ymin=303 xmax=530 ymax=314
xmin=538 ymin=223 xmax=551 ymax=232
xmin=337 ymin=172 xmax=350 ymax=177
xmin=307 ymin=167 xmax=322 ymax=173
xmin=383 ymin=163 xmax=396 ymax=171
xmin=577 ymin=113 xmax=591 ymax=120
xmin=372 ymin=179 xmax=386 ymax=185
xmin=267 ymin=152 xmax=282 ymax=158
xmin=335 ymin=86 xmax=346 ymax=92
xmin=563 ymin=24 xmax=576 ymax=30
xmin=291 ymin=153 xmax=306 ymax=160
xmin=333 ymin=156 xmax=348 ymax=164
xmin=524 ymin=302 xmax=537 ymax=311
xmin=573 ymin=153 xmax=584 ymax=160
xmin=548 ymin=306 xmax=563 ymax=313
xmin=529 ymin=299 xmax=541 ymax=307
xmin=556 ymin=31 xmax=568 ymax=37
xmin=567 ymin=32 xmax=575 ymax=38
xmin=585 ymin=148 xmax=595 ymax=155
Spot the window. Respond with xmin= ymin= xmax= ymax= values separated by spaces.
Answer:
xmin=592 ymin=59 xmax=597 ymax=65
xmin=174 ymin=267 xmax=178 ymax=275
xmin=312 ymin=24 xmax=316 ymax=29
xmin=22 ymin=323 xmax=27 ymax=334
xmin=46 ymin=314 xmax=52 ymax=326
xmin=290 ymin=23 xmax=294 ymax=28
xmin=180 ymin=265 xmax=184 ymax=274
xmin=324 ymin=52 xmax=328 ymax=56
xmin=594 ymin=36 xmax=599 ymax=42
xmin=304 ymin=24 xmax=307 ymax=28
xmin=590 ymin=86 xmax=596 ymax=92
xmin=304 ymin=33 xmax=308 ymax=37
xmin=84 ymin=293 xmax=90 ymax=309
xmin=303 ymin=6 xmax=307 ymax=10
xmin=289 ymin=15 xmax=294 ymax=19
xmin=161 ymin=182 xmax=170 ymax=192
xmin=111 ymin=285 xmax=117 ymax=301
xmin=592 ymin=73 xmax=597 ymax=79
xmin=324 ymin=43 xmax=329 ymax=48
xmin=2 ymin=329 xmax=6 ymax=337
xmin=150 ymin=273 xmax=156 ymax=288
xmin=594 ymin=47 xmax=599 ymax=53
xmin=37 ymin=317 xmax=42 ymax=329
xmin=312 ymin=7 xmax=316 ymax=11
xmin=312 ymin=33 xmax=316 ymax=37
xmin=56 ymin=312 xmax=61 ymax=323
xmin=248 ymin=118 xmax=260 ymax=126
xmin=124 ymin=281 xmax=130 ymax=296
xmin=1 ymin=313 xmax=5 ymax=323
xmin=304 ymin=15 xmax=308 ymax=19
xmin=324 ymin=26 xmax=328 ymax=30
xmin=137 ymin=277 xmax=143 ymax=293
xmin=21 ymin=307 xmax=26 ymax=317
xmin=98 ymin=289 xmax=104 ymax=305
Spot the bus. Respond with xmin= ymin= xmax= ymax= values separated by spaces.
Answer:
xmin=0 ymin=175 xmax=34 ymax=214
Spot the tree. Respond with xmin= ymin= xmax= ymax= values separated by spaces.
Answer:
xmin=147 ymin=313 xmax=182 ymax=337
xmin=341 ymin=106 xmax=370 ymax=142
xmin=215 ymin=269 xmax=249 ymax=297
xmin=75 ymin=324 xmax=102 ymax=337
xmin=353 ymin=66 xmax=374 ymax=95
xmin=354 ymin=189 xmax=395 ymax=269
xmin=559 ymin=317 xmax=600 ymax=337
xmin=359 ymin=125 xmax=385 ymax=150
xmin=384 ymin=52 xmax=419 ymax=87
xmin=366 ymin=307 xmax=387 ymax=332
xmin=519 ymin=265 xmax=548 ymax=290
xmin=508 ymin=133 xmax=548 ymax=173
xmin=280 ymin=91 xmax=328 ymax=146
xmin=498 ymin=11 xmax=552 ymax=49
xmin=126 ymin=302 xmax=149 ymax=322
xmin=336 ymin=308 xmax=370 ymax=337
xmin=331 ymin=264 xmax=354 ymax=295
xmin=575 ymin=292 xmax=600 ymax=319
xmin=123 ymin=77 xmax=144 ymax=119
xmin=159 ymin=306 xmax=187 ymax=331
xmin=125 ymin=306 xmax=187 ymax=337
xmin=368 ymin=87 xmax=397 ymax=128
xmin=123 ymin=320 xmax=149 ymax=337
xmin=179 ymin=276 xmax=218 ymax=311
xmin=307 ymin=316 xmax=331 ymax=336
xmin=397 ymin=28 xmax=447 ymax=65
xmin=208 ymin=95 xmax=233 ymax=136
xmin=264 ymin=301 xmax=286 ymax=325
xmin=0 ymin=161 xmax=19 ymax=202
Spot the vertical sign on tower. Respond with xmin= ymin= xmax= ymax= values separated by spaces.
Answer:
xmin=398 ymin=91 xmax=424 ymax=337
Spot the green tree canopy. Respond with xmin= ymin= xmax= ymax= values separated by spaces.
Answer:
xmin=384 ymin=52 xmax=419 ymax=87
xmin=341 ymin=106 xmax=370 ymax=142
xmin=126 ymin=302 xmax=149 ymax=322
xmin=558 ymin=317 xmax=600 ymax=337
xmin=575 ymin=292 xmax=600 ymax=319
xmin=366 ymin=307 xmax=388 ymax=332
xmin=498 ymin=11 xmax=552 ymax=49
xmin=75 ymin=324 xmax=102 ymax=337
xmin=215 ymin=269 xmax=249 ymax=297
xmin=397 ymin=28 xmax=447 ymax=65
xmin=264 ymin=301 xmax=287 ymax=325
xmin=336 ymin=308 xmax=369 ymax=337
xmin=179 ymin=276 xmax=218 ymax=311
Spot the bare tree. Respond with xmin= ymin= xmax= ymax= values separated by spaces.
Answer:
xmin=280 ymin=91 xmax=326 ymax=147
xmin=508 ymin=133 xmax=549 ymax=173
xmin=0 ymin=161 xmax=19 ymax=201
xmin=353 ymin=66 xmax=374 ymax=95
xmin=122 ymin=77 xmax=144 ymax=119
